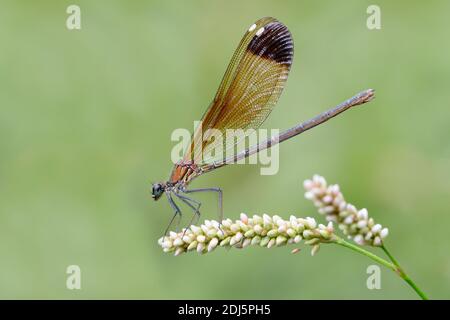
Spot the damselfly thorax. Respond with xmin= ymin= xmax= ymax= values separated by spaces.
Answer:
xmin=151 ymin=17 xmax=374 ymax=235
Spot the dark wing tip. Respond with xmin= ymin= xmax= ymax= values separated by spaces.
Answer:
xmin=247 ymin=19 xmax=294 ymax=67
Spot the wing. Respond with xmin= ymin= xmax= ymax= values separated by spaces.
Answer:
xmin=184 ymin=17 xmax=294 ymax=167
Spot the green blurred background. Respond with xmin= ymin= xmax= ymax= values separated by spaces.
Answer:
xmin=1 ymin=0 xmax=449 ymax=299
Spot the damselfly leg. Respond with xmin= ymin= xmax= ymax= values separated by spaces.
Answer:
xmin=164 ymin=192 xmax=182 ymax=236
xmin=174 ymin=193 xmax=202 ymax=236
xmin=183 ymin=187 xmax=223 ymax=224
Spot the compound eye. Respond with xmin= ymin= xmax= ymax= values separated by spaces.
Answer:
xmin=152 ymin=183 xmax=163 ymax=197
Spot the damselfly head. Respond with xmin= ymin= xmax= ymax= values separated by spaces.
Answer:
xmin=151 ymin=182 xmax=165 ymax=201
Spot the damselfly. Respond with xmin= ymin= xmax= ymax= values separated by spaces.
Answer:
xmin=152 ymin=17 xmax=374 ymax=234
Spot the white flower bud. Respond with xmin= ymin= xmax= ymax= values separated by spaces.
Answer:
xmin=357 ymin=208 xmax=369 ymax=220
xmin=344 ymin=216 xmax=354 ymax=225
xmin=242 ymin=238 xmax=252 ymax=248
xmin=216 ymin=229 xmax=225 ymax=239
xmin=354 ymin=235 xmax=364 ymax=245
xmin=196 ymin=242 xmax=205 ymax=253
xmin=211 ymin=220 xmax=220 ymax=229
xmin=244 ymin=229 xmax=255 ymax=238
xmin=253 ymin=215 xmax=263 ymax=225
xmin=286 ymin=228 xmax=296 ymax=238
xmin=305 ymin=217 xmax=317 ymax=229
xmin=173 ymin=238 xmax=184 ymax=247
xmin=302 ymin=230 xmax=313 ymax=239
xmin=174 ymin=248 xmax=184 ymax=256
xmin=207 ymin=229 xmax=217 ymax=237
xmin=169 ymin=231 xmax=178 ymax=239
xmin=230 ymin=223 xmax=240 ymax=233
xmin=305 ymin=238 xmax=320 ymax=245
xmin=190 ymin=225 xmax=201 ymax=235
xmin=187 ymin=241 xmax=198 ymax=251
xmin=267 ymin=229 xmax=278 ymax=238
xmin=323 ymin=195 xmax=333 ymax=204
xmin=263 ymin=214 xmax=272 ymax=223
xmin=267 ymin=238 xmax=276 ymax=248
xmin=278 ymin=225 xmax=287 ymax=233
xmin=380 ymin=228 xmax=389 ymax=239
xmin=276 ymin=235 xmax=287 ymax=246
xmin=311 ymin=244 xmax=320 ymax=256
xmin=162 ymin=240 xmax=172 ymax=249
xmin=220 ymin=237 xmax=231 ymax=247
xmin=221 ymin=220 xmax=232 ymax=228
xmin=319 ymin=229 xmax=331 ymax=239
xmin=371 ymin=224 xmax=382 ymax=233
xmin=303 ymin=179 xmax=313 ymax=189
xmin=304 ymin=191 xmax=314 ymax=200
xmin=253 ymin=224 xmax=263 ymax=234
xmin=323 ymin=206 xmax=336 ymax=214
xmin=208 ymin=238 xmax=219 ymax=252
xmin=251 ymin=236 xmax=261 ymax=245
xmin=237 ymin=220 xmax=249 ymax=232
xmin=260 ymin=236 xmax=270 ymax=247
xmin=373 ymin=236 xmax=382 ymax=246
xmin=357 ymin=220 xmax=367 ymax=229
xmin=201 ymin=225 xmax=209 ymax=234
xmin=263 ymin=215 xmax=273 ymax=228
xmin=330 ymin=184 xmax=340 ymax=195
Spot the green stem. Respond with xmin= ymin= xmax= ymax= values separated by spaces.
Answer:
xmin=380 ymin=244 xmax=400 ymax=266
xmin=333 ymin=237 xmax=427 ymax=300
xmin=381 ymin=245 xmax=428 ymax=300
xmin=334 ymin=237 xmax=396 ymax=271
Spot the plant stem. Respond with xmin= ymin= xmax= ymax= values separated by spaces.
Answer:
xmin=333 ymin=237 xmax=428 ymax=300
xmin=380 ymin=244 xmax=400 ymax=266
xmin=381 ymin=245 xmax=428 ymax=300
xmin=334 ymin=237 xmax=396 ymax=271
